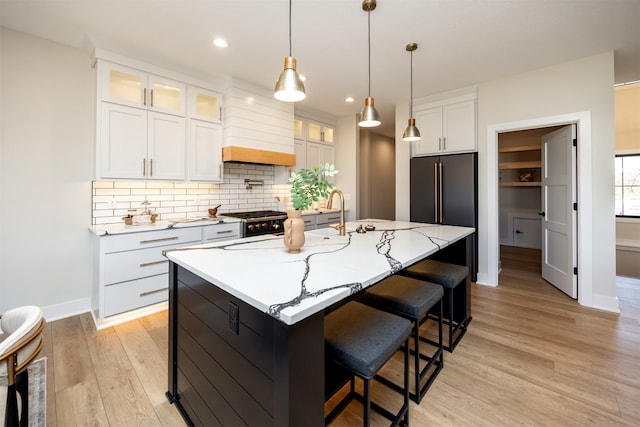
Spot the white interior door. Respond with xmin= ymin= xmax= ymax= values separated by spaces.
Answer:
xmin=541 ymin=125 xmax=577 ymax=298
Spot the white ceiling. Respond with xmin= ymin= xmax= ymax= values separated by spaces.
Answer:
xmin=2 ymin=0 xmax=639 ymax=137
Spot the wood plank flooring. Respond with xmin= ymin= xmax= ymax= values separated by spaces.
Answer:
xmin=37 ymin=245 xmax=640 ymax=426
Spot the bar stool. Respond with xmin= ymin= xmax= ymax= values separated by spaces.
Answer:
xmin=358 ymin=275 xmax=444 ymax=403
xmin=324 ymin=301 xmax=411 ymax=427
xmin=404 ymin=259 xmax=470 ymax=352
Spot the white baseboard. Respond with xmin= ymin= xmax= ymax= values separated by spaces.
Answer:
xmin=42 ymin=297 xmax=91 ymax=322
xmin=475 ymin=273 xmax=498 ymax=287
xmin=589 ymin=294 xmax=620 ymax=314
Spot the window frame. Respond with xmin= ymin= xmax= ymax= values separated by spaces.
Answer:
xmin=615 ymin=153 xmax=640 ymax=218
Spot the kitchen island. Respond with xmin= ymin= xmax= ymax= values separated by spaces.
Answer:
xmin=164 ymin=220 xmax=474 ymax=426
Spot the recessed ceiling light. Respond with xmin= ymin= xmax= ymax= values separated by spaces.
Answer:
xmin=213 ymin=38 xmax=228 ymax=48
xmin=345 ymin=97 xmax=355 ymax=103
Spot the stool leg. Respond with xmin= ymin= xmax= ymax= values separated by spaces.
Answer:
xmin=404 ymin=337 xmax=410 ymax=427
xmin=363 ymin=379 xmax=371 ymax=427
xmin=16 ymin=369 xmax=29 ymax=427
xmin=438 ymin=299 xmax=444 ymax=365
xmin=413 ymin=321 xmax=420 ymax=402
xmin=448 ymin=289 xmax=454 ymax=352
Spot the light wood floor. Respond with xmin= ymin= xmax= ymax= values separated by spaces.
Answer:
xmin=38 ymin=245 xmax=640 ymax=426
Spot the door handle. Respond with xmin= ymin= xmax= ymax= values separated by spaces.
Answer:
xmin=515 ymin=230 xmax=523 ymax=234
xmin=538 ymin=211 xmax=546 ymax=217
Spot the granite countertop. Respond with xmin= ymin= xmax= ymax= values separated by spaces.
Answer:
xmin=164 ymin=219 xmax=474 ymax=325
xmin=90 ymin=216 xmax=242 ymax=236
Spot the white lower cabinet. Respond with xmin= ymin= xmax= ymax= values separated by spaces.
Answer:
xmin=92 ymin=223 xmax=240 ymax=329
xmin=316 ymin=212 xmax=343 ymax=228
xmin=301 ymin=214 xmax=317 ymax=231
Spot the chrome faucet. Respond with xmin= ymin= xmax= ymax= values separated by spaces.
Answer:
xmin=326 ymin=188 xmax=346 ymax=236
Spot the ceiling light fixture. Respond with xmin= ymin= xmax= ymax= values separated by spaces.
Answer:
xmin=402 ymin=42 xmax=421 ymax=142
xmin=274 ymin=0 xmax=306 ymax=102
xmin=358 ymin=0 xmax=381 ymax=127
xmin=213 ymin=38 xmax=228 ymax=48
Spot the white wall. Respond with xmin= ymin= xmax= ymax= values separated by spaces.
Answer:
xmin=395 ymin=51 xmax=618 ymax=312
xmin=1 ymin=28 xmax=94 ymax=318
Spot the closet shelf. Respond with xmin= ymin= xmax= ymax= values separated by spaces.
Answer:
xmin=499 ymin=161 xmax=541 ymax=170
xmin=500 ymin=181 xmax=541 ymax=187
xmin=498 ymin=144 xmax=541 ymax=153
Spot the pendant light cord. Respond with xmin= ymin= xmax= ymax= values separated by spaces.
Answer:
xmin=409 ymin=48 xmax=413 ymax=116
xmin=367 ymin=9 xmax=371 ymax=97
xmin=288 ymin=0 xmax=292 ymax=56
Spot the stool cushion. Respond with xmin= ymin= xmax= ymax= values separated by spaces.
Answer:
xmin=405 ymin=259 xmax=468 ymax=289
xmin=362 ymin=276 xmax=443 ymax=318
xmin=325 ymin=301 xmax=411 ymax=378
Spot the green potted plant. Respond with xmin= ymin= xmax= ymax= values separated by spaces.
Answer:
xmin=284 ymin=163 xmax=338 ymax=253
xmin=289 ymin=163 xmax=338 ymax=210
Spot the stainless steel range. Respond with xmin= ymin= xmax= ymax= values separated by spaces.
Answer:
xmin=222 ymin=210 xmax=288 ymax=237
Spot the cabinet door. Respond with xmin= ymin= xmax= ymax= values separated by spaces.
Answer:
xmin=307 ymin=121 xmax=335 ymax=145
xmin=293 ymin=117 xmax=305 ymax=140
xmin=148 ymin=75 xmax=186 ymax=116
xmin=307 ymin=142 xmax=335 ymax=183
xmin=147 ymin=112 xmax=186 ymax=180
xmin=443 ymin=100 xmax=476 ymax=153
xmin=189 ymin=120 xmax=222 ymax=182
xmin=99 ymin=62 xmax=147 ymax=108
xmin=189 ymin=86 xmax=222 ymax=123
xmin=100 ymin=103 xmax=148 ymax=179
xmin=292 ymin=139 xmax=306 ymax=173
xmin=412 ymin=108 xmax=443 ymax=156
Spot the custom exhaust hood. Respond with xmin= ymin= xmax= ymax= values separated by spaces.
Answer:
xmin=222 ymin=146 xmax=296 ymax=166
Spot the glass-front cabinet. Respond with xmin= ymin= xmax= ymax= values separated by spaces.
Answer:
xmin=188 ymin=86 xmax=223 ymax=123
xmin=307 ymin=121 xmax=334 ymax=145
xmin=99 ymin=62 xmax=186 ymax=116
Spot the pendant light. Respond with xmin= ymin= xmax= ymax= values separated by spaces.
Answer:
xmin=274 ymin=0 xmax=306 ymax=102
xmin=358 ymin=0 xmax=381 ymax=127
xmin=402 ymin=42 xmax=421 ymax=141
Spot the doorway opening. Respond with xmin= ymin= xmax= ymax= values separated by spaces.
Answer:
xmin=498 ymin=125 xmax=577 ymax=298
xmin=484 ymin=111 xmax=598 ymax=308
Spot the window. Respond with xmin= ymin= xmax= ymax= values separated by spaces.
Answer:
xmin=615 ymin=154 xmax=640 ymax=217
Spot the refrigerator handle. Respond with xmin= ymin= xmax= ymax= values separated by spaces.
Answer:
xmin=439 ymin=161 xmax=443 ymax=223
xmin=433 ymin=162 xmax=439 ymax=222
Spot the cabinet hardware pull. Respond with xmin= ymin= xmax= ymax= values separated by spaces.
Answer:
xmin=304 ymin=220 xmax=313 ymax=225
xmin=439 ymin=137 xmax=442 ymax=151
xmin=219 ymin=163 xmax=222 ymax=178
xmin=433 ymin=163 xmax=438 ymax=221
xmin=140 ymin=288 xmax=166 ymax=297
xmin=438 ymin=162 xmax=443 ymax=223
xmin=143 ymin=158 xmax=146 ymax=176
xmin=150 ymin=159 xmax=153 ymax=176
xmin=143 ymin=88 xmax=147 ymax=106
xmin=327 ymin=216 xmax=340 ymax=221
xmin=219 ymin=106 xmax=222 ymax=121
xmin=216 ymin=230 xmax=233 ymax=234
xmin=139 ymin=260 xmax=168 ymax=267
xmin=443 ymin=137 xmax=446 ymax=151
xmin=139 ymin=236 xmax=179 ymax=244
xmin=150 ymin=89 xmax=154 ymax=107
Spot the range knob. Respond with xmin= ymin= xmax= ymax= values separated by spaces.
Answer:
xmin=261 ymin=223 xmax=268 ymax=230
xmin=254 ymin=223 xmax=261 ymax=230
xmin=272 ymin=223 xmax=281 ymax=230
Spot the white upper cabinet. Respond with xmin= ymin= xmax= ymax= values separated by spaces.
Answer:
xmin=188 ymin=120 xmax=223 ymax=182
xmin=99 ymin=62 xmax=186 ymax=116
xmin=100 ymin=103 xmax=185 ymax=180
xmin=412 ymin=99 xmax=476 ymax=157
xmin=307 ymin=121 xmax=335 ymax=145
xmin=188 ymin=86 xmax=223 ymax=123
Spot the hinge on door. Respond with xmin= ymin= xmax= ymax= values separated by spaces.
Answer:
xmin=573 ymin=202 xmax=577 ymax=211
xmin=573 ymin=267 xmax=578 ymax=275
xmin=573 ymin=138 xmax=577 ymax=147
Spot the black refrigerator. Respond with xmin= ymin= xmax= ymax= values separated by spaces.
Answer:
xmin=410 ymin=153 xmax=478 ymax=281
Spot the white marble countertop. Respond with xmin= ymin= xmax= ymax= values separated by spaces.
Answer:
xmin=164 ymin=219 xmax=474 ymax=325
xmin=90 ymin=216 xmax=243 ymax=236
